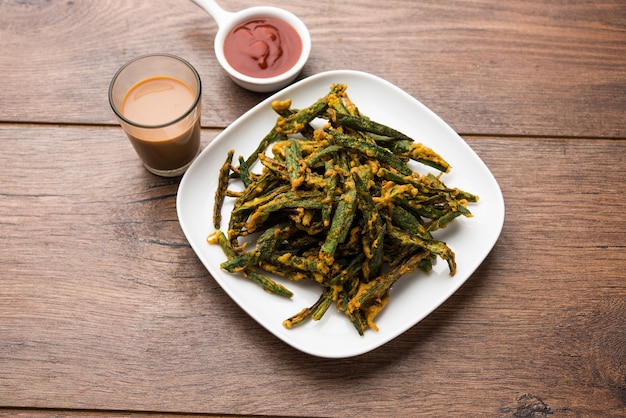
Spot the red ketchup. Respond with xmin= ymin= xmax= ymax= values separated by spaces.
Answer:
xmin=223 ymin=17 xmax=302 ymax=79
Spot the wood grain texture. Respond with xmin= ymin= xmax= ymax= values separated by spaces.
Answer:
xmin=1 ymin=0 xmax=625 ymax=416
xmin=1 ymin=125 xmax=624 ymax=417
xmin=0 ymin=0 xmax=624 ymax=138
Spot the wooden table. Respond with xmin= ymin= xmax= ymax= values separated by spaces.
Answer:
xmin=1 ymin=1 xmax=624 ymax=416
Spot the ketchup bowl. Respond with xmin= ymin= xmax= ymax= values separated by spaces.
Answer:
xmin=192 ymin=0 xmax=311 ymax=92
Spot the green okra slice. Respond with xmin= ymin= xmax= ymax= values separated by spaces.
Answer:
xmin=327 ymin=92 xmax=351 ymax=116
xmin=244 ymin=127 xmax=286 ymax=168
xmin=265 ymin=252 xmax=327 ymax=276
xmin=237 ymin=156 xmax=252 ymax=188
xmin=347 ymin=250 xmax=431 ymax=314
xmin=377 ymin=167 xmax=445 ymax=196
xmin=276 ymin=234 xmax=321 ymax=252
xmin=322 ymin=253 xmax=366 ymax=287
xmin=272 ymin=99 xmax=317 ymax=137
xmin=305 ymin=144 xmax=343 ymax=168
xmin=312 ymin=285 xmax=340 ymax=321
xmin=258 ymin=261 xmax=312 ymax=282
xmin=232 ymin=184 xmax=291 ymax=215
xmin=283 ymin=288 xmax=331 ymax=329
xmin=389 ymin=204 xmax=432 ymax=239
xmin=352 ymin=171 xmax=384 ymax=281
xmin=406 ymin=142 xmax=451 ymax=173
xmin=329 ymin=130 xmax=412 ymax=176
xmin=336 ymin=275 xmax=367 ymax=335
xmin=257 ymin=153 xmax=290 ymax=182
xmin=372 ymin=137 xmax=451 ymax=172
xmin=285 ymin=138 xmax=304 ymax=188
xmin=213 ymin=149 xmax=234 ymax=229
xmin=386 ymin=224 xmax=457 ymax=275
xmin=221 ymin=222 xmax=293 ymax=272
xmin=423 ymin=173 xmax=478 ymax=202
xmin=426 ymin=210 xmax=463 ymax=232
xmin=275 ymin=84 xmax=347 ymax=136
xmin=233 ymin=171 xmax=281 ymax=210
xmin=209 ymin=231 xmax=293 ymax=298
xmin=245 ymin=190 xmax=326 ymax=233
xmin=395 ymin=195 xmax=471 ymax=229
xmin=328 ymin=111 xmax=415 ymax=143
xmin=228 ymin=172 xmax=283 ymax=242
xmin=319 ymin=177 xmax=358 ymax=267
xmin=321 ymin=159 xmax=338 ymax=227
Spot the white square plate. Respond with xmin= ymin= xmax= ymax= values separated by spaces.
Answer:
xmin=177 ymin=70 xmax=505 ymax=358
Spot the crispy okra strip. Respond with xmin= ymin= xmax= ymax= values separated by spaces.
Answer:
xmin=340 ymin=90 xmax=360 ymax=116
xmin=377 ymin=169 xmax=475 ymax=222
xmin=232 ymin=184 xmax=291 ymax=215
xmin=394 ymin=194 xmax=470 ymax=229
xmin=275 ymin=85 xmax=346 ymax=136
xmin=213 ymin=149 xmax=234 ymax=229
xmin=272 ymin=100 xmax=317 ymax=138
xmin=257 ymin=153 xmax=290 ymax=182
xmin=352 ymin=170 xmax=385 ymax=281
xmin=336 ymin=275 xmax=367 ymax=335
xmin=304 ymin=144 xmax=343 ymax=168
xmin=312 ymin=285 xmax=340 ymax=320
xmin=389 ymin=204 xmax=432 ymax=238
xmin=271 ymin=99 xmax=293 ymax=116
xmin=371 ymin=137 xmax=451 ymax=172
xmin=425 ymin=204 xmax=473 ymax=232
xmin=423 ymin=173 xmax=478 ymax=202
xmin=322 ymin=253 xmax=366 ymax=287
xmin=285 ymin=138 xmax=304 ymax=188
xmin=407 ymin=142 xmax=451 ymax=173
xmin=244 ymin=127 xmax=286 ymax=168
xmin=275 ymin=103 xmax=326 ymax=135
xmin=328 ymin=112 xmax=415 ymax=143
xmin=221 ymin=222 xmax=293 ymax=272
xmin=276 ymin=234 xmax=321 ymax=252
xmin=386 ymin=224 xmax=457 ymax=275
xmin=237 ymin=156 xmax=252 ymax=188
xmin=347 ymin=250 xmax=431 ymax=314
xmin=361 ymin=292 xmax=390 ymax=332
xmin=208 ymin=231 xmax=293 ymax=298
xmin=319 ymin=177 xmax=358 ymax=267
xmin=265 ymin=252 xmax=327 ymax=277
xmin=245 ymin=190 xmax=326 ymax=233
xmin=391 ymin=169 xmax=477 ymax=203
xmin=329 ymin=130 xmax=412 ymax=175
xmin=321 ymin=159 xmax=338 ymax=227
xmin=377 ymin=167 xmax=437 ymax=194
xmin=283 ymin=288 xmax=331 ymax=329
xmin=228 ymin=172 xmax=283 ymax=242
xmin=258 ymin=260 xmax=312 ymax=281
xmin=233 ymin=171 xmax=280 ymax=210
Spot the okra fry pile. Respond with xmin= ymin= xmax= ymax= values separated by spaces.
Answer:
xmin=208 ymin=84 xmax=478 ymax=335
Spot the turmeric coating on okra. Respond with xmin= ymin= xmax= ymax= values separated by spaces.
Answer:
xmin=207 ymin=84 xmax=478 ymax=335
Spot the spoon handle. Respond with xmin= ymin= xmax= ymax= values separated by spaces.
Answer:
xmin=190 ymin=0 xmax=234 ymax=27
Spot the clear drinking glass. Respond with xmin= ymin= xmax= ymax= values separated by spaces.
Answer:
xmin=109 ymin=54 xmax=202 ymax=177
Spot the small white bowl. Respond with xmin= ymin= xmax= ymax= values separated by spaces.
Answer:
xmin=192 ymin=1 xmax=311 ymax=93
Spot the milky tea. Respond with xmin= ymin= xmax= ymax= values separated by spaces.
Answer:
xmin=109 ymin=55 xmax=201 ymax=177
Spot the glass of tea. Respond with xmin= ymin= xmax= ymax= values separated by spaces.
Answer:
xmin=109 ymin=54 xmax=202 ymax=177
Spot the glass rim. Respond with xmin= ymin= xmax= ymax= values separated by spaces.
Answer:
xmin=108 ymin=53 xmax=202 ymax=129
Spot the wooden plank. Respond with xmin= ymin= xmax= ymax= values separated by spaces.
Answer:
xmin=0 ymin=0 xmax=624 ymax=138
xmin=0 ymin=125 xmax=624 ymax=416
xmin=0 ymin=410 xmax=236 ymax=418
